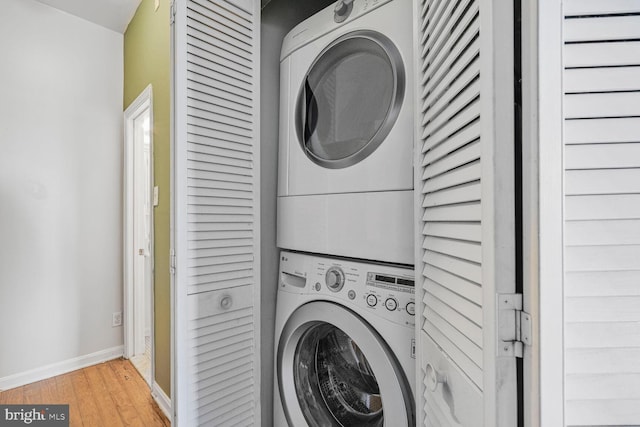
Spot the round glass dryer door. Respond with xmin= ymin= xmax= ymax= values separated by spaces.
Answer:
xmin=296 ymin=30 xmax=405 ymax=169
xmin=278 ymin=301 xmax=414 ymax=427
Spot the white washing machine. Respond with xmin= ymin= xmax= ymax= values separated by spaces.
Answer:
xmin=274 ymin=251 xmax=416 ymax=427
xmin=277 ymin=0 xmax=414 ymax=265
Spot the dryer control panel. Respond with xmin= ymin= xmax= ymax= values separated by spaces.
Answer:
xmin=281 ymin=0 xmax=398 ymax=61
xmin=279 ymin=251 xmax=415 ymax=327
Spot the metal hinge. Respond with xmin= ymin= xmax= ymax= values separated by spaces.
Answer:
xmin=170 ymin=249 xmax=176 ymax=275
xmin=170 ymin=1 xmax=176 ymax=24
xmin=497 ymin=294 xmax=532 ymax=358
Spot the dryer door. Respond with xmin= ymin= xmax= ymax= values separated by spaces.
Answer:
xmin=277 ymin=301 xmax=414 ymax=427
xmin=295 ymin=30 xmax=405 ymax=169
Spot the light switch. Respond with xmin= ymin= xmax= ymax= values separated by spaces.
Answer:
xmin=154 ymin=0 xmax=160 ymax=11
xmin=153 ymin=186 xmax=159 ymax=206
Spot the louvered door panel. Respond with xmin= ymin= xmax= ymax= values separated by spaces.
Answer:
xmin=187 ymin=285 xmax=255 ymax=426
xmin=184 ymin=0 xmax=256 ymax=296
xmin=419 ymin=0 xmax=484 ymax=396
xmin=173 ymin=0 xmax=260 ymax=425
xmin=415 ymin=0 xmax=516 ymax=426
xmin=563 ymin=3 xmax=640 ymax=426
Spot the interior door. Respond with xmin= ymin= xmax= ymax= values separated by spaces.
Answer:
xmin=134 ymin=107 xmax=152 ymax=357
xmin=414 ymin=0 xmax=518 ymax=426
xmin=562 ymin=2 xmax=640 ymax=425
xmin=172 ymin=0 xmax=261 ymax=425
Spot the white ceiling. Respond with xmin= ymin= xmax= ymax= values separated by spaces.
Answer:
xmin=34 ymin=0 xmax=142 ymax=33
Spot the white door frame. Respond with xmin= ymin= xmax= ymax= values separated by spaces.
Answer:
xmin=123 ymin=84 xmax=155 ymax=386
xmin=521 ymin=1 xmax=566 ymax=425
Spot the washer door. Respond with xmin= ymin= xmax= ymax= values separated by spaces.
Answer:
xmin=295 ymin=30 xmax=405 ymax=169
xmin=278 ymin=301 xmax=414 ymax=427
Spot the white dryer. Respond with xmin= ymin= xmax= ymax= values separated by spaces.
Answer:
xmin=274 ymin=251 xmax=416 ymax=427
xmin=277 ymin=0 xmax=414 ymax=265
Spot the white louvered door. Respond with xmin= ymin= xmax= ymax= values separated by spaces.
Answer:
xmin=562 ymin=1 xmax=640 ymax=425
xmin=414 ymin=0 xmax=517 ymax=426
xmin=172 ymin=0 xmax=260 ymax=425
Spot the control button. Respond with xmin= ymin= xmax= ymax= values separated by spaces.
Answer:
xmin=314 ymin=282 xmax=321 ymax=291
xmin=348 ymin=290 xmax=356 ymax=300
xmin=385 ymin=298 xmax=398 ymax=311
xmin=366 ymin=294 xmax=378 ymax=307
xmin=406 ymin=302 xmax=415 ymax=316
xmin=325 ymin=267 xmax=345 ymax=292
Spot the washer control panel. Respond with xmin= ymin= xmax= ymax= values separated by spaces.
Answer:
xmin=279 ymin=251 xmax=415 ymax=327
xmin=364 ymin=272 xmax=415 ymax=326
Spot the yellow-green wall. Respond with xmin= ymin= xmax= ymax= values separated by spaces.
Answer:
xmin=124 ymin=0 xmax=171 ymax=396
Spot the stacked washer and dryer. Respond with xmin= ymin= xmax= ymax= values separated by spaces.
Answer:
xmin=274 ymin=0 xmax=416 ymax=426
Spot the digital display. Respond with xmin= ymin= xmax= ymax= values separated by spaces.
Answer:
xmin=374 ymin=274 xmax=396 ymax=284
xmin=397 ymin=278 xmax=415 ymax=287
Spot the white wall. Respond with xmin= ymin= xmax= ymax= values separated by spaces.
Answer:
xmin=0 ymin=0 xmax=124 ymax=383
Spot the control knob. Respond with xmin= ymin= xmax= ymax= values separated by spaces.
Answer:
xmin=334 ymin=0 xmax=354 ymax=23
xmin=325 ymin=267 xmax=345 ymax=292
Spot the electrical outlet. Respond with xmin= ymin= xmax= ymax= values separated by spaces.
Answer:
xmin=112 ymin=312 xmax=122 ymax=327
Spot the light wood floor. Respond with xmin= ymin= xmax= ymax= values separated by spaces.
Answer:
xmin=0 ymin=358 xmax=170 ymax=427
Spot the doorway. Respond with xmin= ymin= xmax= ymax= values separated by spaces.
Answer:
xmin=124 ymin=85 xmax=155 ymax=386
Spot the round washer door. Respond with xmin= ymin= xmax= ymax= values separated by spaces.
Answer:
xmin=277 ymin=301 xmax=414 ymax=427
xmin=295 ymin=30 xmax=405 ymax=169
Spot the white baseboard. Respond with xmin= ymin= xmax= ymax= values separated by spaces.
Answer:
xmin=152 ymin=381 xmax=172 ymax=422
xmin=0 ymin=346 xmax=124 ymax=391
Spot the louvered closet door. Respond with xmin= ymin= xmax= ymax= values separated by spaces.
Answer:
xmin=563 ymin=1 xmax=640 ymax=425
xmin=414 ymin=0 xmax=517 ymax=426
xmin=172 ymin=0 xmax=260 ymax=425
